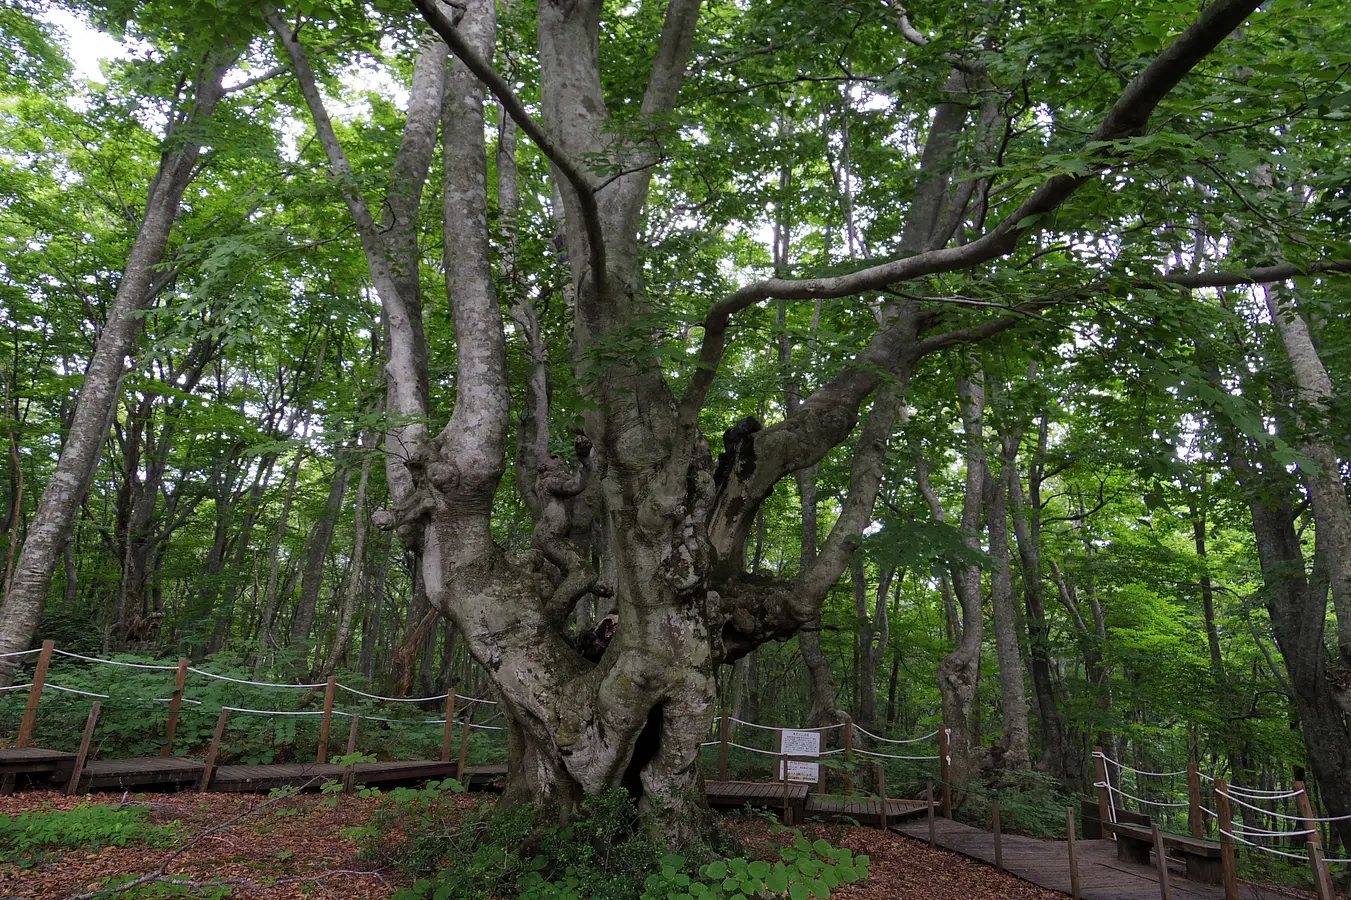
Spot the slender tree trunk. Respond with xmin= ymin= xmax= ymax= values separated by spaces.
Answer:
xmin=255 ymin=440 xmax=305 ymax=671
xmin=1004 ymin=419 xmax=1072 ymax=779
xmin=0 ymin=54 xmax=235 ymax=681
xmin=289 ymin=448 xmax=353 ymax=657
xmin=771 ymin=148 xmax=838 ymax=730
xmin=1191 ymin=502 xmax=1226 ymax=677
xmin=852 ymin=559 xmax=891 ymax=730
xmin=986 ymin=463 xmax=1030 ymax=770
xmin=358 ymin=530 xmax=393 ymax=677
xmin=937 ymin=370 xmax=988 ymax=784
xmin=324 ymin=438 xmax=374 ymax=676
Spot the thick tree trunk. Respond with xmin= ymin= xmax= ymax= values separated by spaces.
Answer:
xmin=1263 ymin=286 xmax=1351 ymax=664
xmin=986 ymin=464 xmax=1030 ymax=770
xmin=0 ymin=55 xmax=235 ymax=682
xmin=1239 ymin=480 xmax=1351 ymax=850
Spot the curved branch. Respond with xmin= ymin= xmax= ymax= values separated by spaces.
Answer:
xmin=1163 ymin=259 xmax=1351 ymax=288
xmin=679 ymin=0 xmax=1261 ymax=418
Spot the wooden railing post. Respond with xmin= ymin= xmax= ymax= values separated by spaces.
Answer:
xmin=160 ymin=658 xmax=189 ymax=757
xmin=927 ymin=782 xmax=936 ymax=847
xmin=1295 ymin=782 xmax=1338 ymax=900
xmin=993 ymin=797 xmax=1003 ymax=872
xmin=718 ymin=711 xmax=730 ymax=782
xmin=842 ymin=715 xmax=854 ymax=794
xmin=343 ymin=715 xmax=361 ymax=794
xmin=938 ymin=726 xmax=952 ymax=818
xmin=198 ymin=709 xmax=229 ymax=792
xmin=1187 ymin=763 xmax=1204 ymax=838
xmin=1094 ymin=745 xmax=1113 ymax=831
xmin=876 ymin=763 xmax=888 ymax=830
xmin=780 ymin=754 xmax=791 ymax=825
xmin=316 ymin=675 xmax=336 ymax=764
xmin=1215 ymin=778 xmax=1239 ymax=900
xmin=17 ymin=639 xmax=54 ymax=748
xmin=1068 ymin=807 xmax=1082 ymax=900
xmin=1151 ymin=823 xmax=1171 ymax=900
xmin=457 ymin=701 xmax=473 ymax=780
xmin=441 ymin=687 xmax=457 ymax=763
xmin=66 ymin=702 xmax=100 ymax=796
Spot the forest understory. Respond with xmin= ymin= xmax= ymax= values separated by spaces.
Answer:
xmin=0 ymin=791 xmax=1075 ymax=900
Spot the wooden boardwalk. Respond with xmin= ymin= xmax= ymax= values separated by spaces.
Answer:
xmin=805 ymin=795 xmax=930 ymax=827
xmin=0 ymin=745 xmax=509 ymax=795
xmin=894 ymin=817 xmax=1296 ymax=899
xmin=706 ymin=780 xmax=810 ymax=822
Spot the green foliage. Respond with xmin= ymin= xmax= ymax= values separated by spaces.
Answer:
xmin=97 ymin=877 xmax=231 ymax=899
xmin=386 ymin=791 xmax=867 ymax=900
xmin=637 ymin=836 xmax=869 ymax=900
xmin=0 ymin=803 xmax=179 ymax=864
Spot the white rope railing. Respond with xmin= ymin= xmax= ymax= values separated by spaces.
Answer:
xmin=335 ymin=684 xmax=497 ymax=705
xmin=1222 ymin=791 xmax=1351 ymax=822
xmin=727 ymin=716 xmax=841 ymax=732
xmin=53 ymin=649 xmax=178 ymax=671
xmin=1095 ymin=780 xmax=1189 ymax=809
xmin=727 ymin=717 xmax=780 ymax=731
xmin=221 ymin=705 xmax=324 ymax=717
xmin=0 ymin=649 xmax=41 ymax=659
xmin=1215 ymin=826 xmax=1351 ymax=865
xmin=852 ymin=724 xmax=939 ymax=745
xmin=45 ymin=683 xmax=111 ymax=698
xmin=0 ymin=683 xmax=33 ymax=693
xmin=852 ymin=747 xmax=940 ymax=762
xmin=1225 ymin=784 xmax=1305 ymax=800
xmin=1092 ymin=751 xmax=1186 ymax=779
xmin=1231 ymin=824 xmax=1316 ymax=839
xmin=724 ymin=741 xmax=785 ymax=756
xmin=188 ymin=668 xmax=326 ymax=689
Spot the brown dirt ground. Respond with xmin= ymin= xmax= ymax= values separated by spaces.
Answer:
xmin=0 ymin=790 xmax=1069 ymax=900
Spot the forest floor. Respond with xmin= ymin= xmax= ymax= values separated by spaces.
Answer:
xmin=0 ymin=788 xmax=1263 ymax=900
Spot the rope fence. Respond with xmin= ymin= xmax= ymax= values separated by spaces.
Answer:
xmin=0 ymin=640 xmax=510 ymax=785
xmin=1092 ymin=746 xmax=1351 ymax=896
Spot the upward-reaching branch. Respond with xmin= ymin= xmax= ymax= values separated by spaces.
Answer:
xmin=681 ymin=0 xmax=1263 ymax=417
xmin=412 ymin=0 xmax=608 ymax=290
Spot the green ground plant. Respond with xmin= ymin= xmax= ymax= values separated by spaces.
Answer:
xmin=368 ymin=788 xmax=868 ymax=900
xmin=0 ymin=803 xmax=179 ymax=866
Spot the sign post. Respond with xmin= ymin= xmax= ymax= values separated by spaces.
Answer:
xmin=777 ymin=729 xmax=822 ymax=784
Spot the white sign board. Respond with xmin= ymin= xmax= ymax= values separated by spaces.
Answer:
xmin=779 ymin=760 xmax=821 ymax=783
xmin=780 ymin=729 xmax=821 ymax=757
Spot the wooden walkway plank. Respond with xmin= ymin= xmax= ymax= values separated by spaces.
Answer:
xmin=892 ymin=817 xmax=1297 ymax=900
xmin=79 ymin=757 xmax=205 ymax=792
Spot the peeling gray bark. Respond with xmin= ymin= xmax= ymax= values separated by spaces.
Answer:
xmin=0 ymin=54 xmax=236 ymax=681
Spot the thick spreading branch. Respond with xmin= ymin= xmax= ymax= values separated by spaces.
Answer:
xmin=681 ymin=0 xmax=1262 ymax=417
